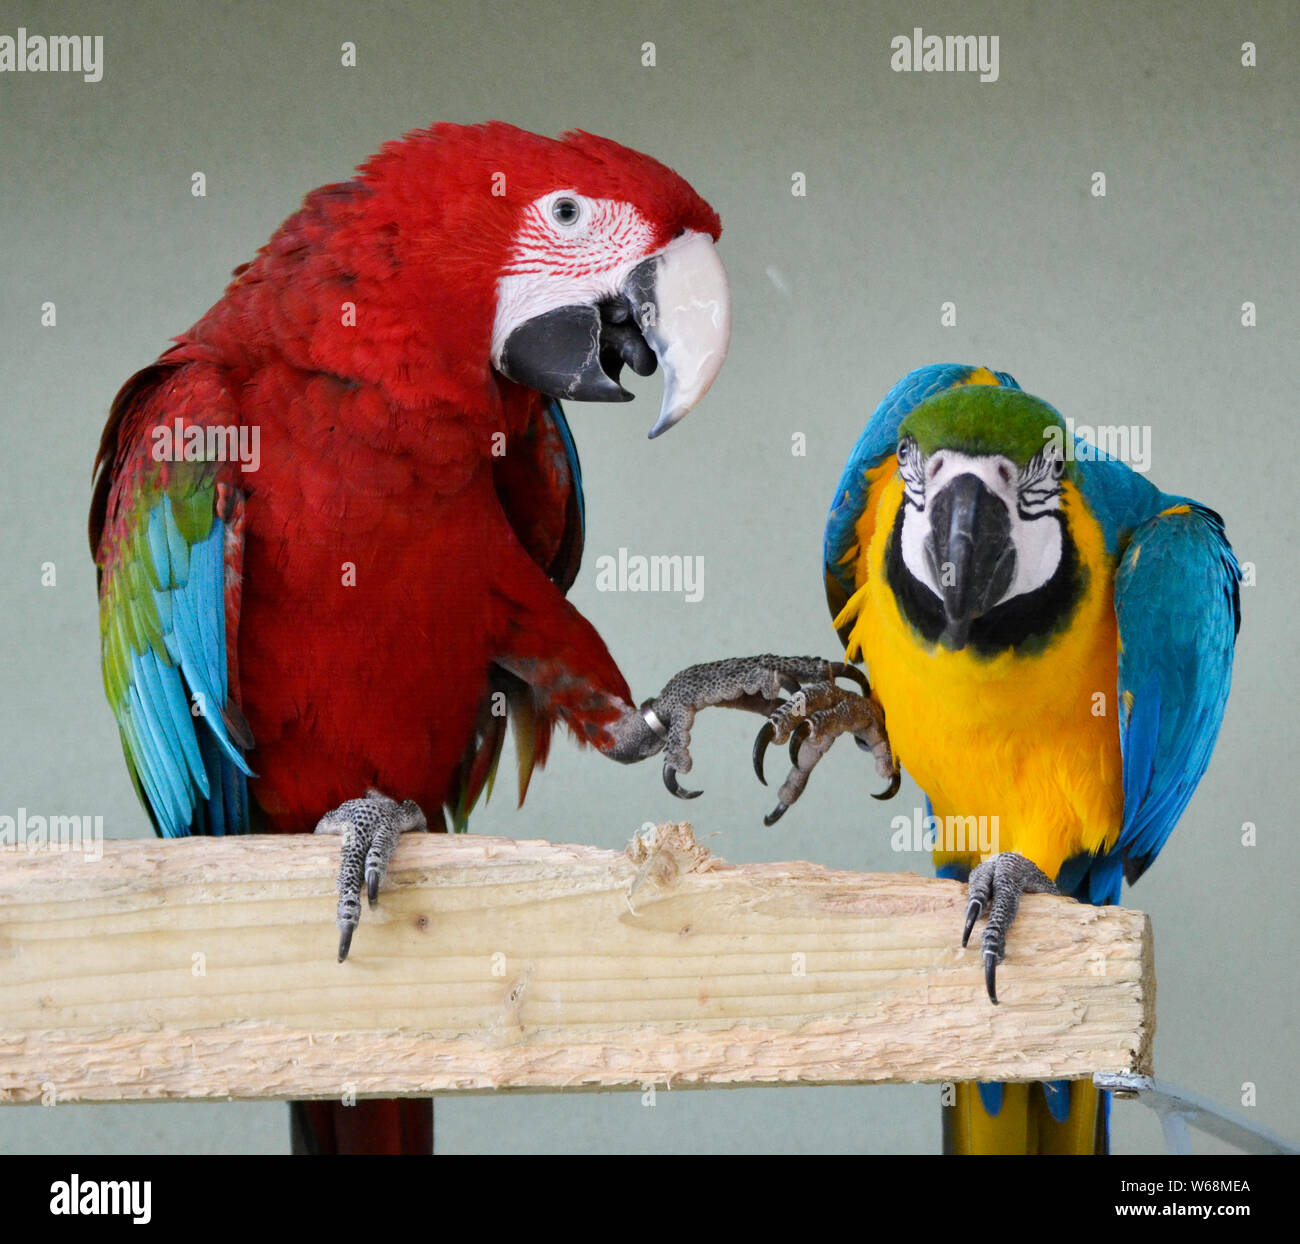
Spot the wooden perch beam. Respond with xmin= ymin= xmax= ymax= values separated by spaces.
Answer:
xmin=0 ymin=825 xmax=1153 ymax=1103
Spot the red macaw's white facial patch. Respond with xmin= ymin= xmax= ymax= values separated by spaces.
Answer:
xmin=490 ymin=187 xmax=730 ymax=437
xmin=491 ymin=190 xmax=657 ymax=361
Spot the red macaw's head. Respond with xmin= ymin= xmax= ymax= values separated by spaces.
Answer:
xmin=354 ymin=122 xmax=730 ymax=435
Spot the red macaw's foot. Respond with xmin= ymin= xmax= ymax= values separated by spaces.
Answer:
xmin=604 ymin=654 xmax=896 ymax=820
xmin=313 ymin=790 xmax=427 ymax=962
xmin=961 ymin=852 xmax=1060 ymax=1004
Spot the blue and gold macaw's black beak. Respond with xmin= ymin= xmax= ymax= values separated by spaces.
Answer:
xmin=924 ymin=472 xmax=1017 ymax=650
xmin=496 ymin=231 xmax=731 ymax=438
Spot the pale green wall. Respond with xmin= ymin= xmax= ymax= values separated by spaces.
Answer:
xmin=1 ymin=0 xmax=1295 ymax=1153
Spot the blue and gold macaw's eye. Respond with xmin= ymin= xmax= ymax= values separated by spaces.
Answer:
xmin=1018 ymin=444 xmax=1065 ymax=514
xmin=897 ymin=435 xmax=927 ymax=507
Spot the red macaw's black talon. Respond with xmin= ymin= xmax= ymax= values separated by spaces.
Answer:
xmin=662 ymin=763 xmax=702 ymax=800
xmin=752 ymin=722 xmax=775 ymax=785
xmin=630 ymin=655 xmax=892 ymax=826
xmin=763 ymin=802 xmax=789 ymax=827
xmin=828 ymin=662 xmax=871 ymax=695
xmin=788 ymin=719 xmax=812 ymax=766
xmin=338 ymin=927 xmax=354 ymax=964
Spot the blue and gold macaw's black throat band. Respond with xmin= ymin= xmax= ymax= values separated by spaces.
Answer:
xmin=885 ymin=504 xmax=1087 ymax=658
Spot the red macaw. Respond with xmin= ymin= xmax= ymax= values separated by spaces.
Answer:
xmin=89 ymin=122 xmax=785 ymax=1154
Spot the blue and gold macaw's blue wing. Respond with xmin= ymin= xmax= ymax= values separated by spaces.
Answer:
xmin=823 ymin=364 xmax=1019 ymax=645
xmin=1057 ymin=489 xmax=1241 ymax=905
xmin=1114 ymin=501 xmax=1240 ymax=885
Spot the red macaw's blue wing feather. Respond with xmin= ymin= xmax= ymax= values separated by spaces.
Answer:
xmin=91 ymin=356 xmax=254 ymax=837
xmin=823 ymin=364 xmax=1019 ymax=642
xmin=493 ymin=396 xmax=584 ymax=591
xmin=1113 ymin=502 xmax=1241 ymax=884
xmin=448 ymin=395 xmax=586 ymax=830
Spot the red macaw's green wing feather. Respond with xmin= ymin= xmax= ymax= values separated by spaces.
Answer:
xmin=448 ymin=395 xmax=584 ymax=831
xmin=90 ymin=355 xmax=254 ymax=837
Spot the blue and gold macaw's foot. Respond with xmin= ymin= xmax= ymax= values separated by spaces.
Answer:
xmin=314 ymin=790 xmax=428 ymax=962
xmin=607 ymin=655 xmax=895 ymax=815
xmin=750 ymin=666 xmax=898 ymax=826
xmin=962 ymin=853 xmax=1059 ymax=1004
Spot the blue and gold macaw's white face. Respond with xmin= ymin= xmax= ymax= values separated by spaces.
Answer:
xmin=890 ymin=387 xmax=1082 ymax=653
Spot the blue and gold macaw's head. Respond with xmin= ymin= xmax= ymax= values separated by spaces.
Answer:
xmin=893 ymin=386 xmax=1078 ymax=652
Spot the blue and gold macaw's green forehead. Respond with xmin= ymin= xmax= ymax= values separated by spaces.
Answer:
xmin=898 ymin=385 xmax=1070 ymax=471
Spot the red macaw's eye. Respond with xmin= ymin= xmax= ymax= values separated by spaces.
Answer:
xmin=551 ymin=197 xmax=581 ymax=226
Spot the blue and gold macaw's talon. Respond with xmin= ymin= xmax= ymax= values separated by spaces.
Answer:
xmin=826 ymin=662 xmax=872 ymax=697
xmin=787 ymin=719 xmax=812 ymax=766
xmin=961 ymin=852 xmax=1060 ymax=1004
xmin=864 ymin=751 xmax=902 ymax=801
xmin=313 ymin=789 xmax=428 ymax=963
xmin=752 ymin=675 xmax=896 ymax=824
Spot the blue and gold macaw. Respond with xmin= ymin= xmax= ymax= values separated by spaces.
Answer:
xmin=810 ymin=363 xmax=1241 ymax=1153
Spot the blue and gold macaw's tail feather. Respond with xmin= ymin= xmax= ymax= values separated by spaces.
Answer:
xmin=945 ymin=1080 xmax=1110 ymax=1154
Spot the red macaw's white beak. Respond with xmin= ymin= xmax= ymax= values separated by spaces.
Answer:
xmin=492 ymin=230 xmax=730 ymax=438
xmin=624 ymin=230 xmax=731 ymax=438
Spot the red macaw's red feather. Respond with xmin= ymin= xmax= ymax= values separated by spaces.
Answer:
xmin=91 ymin=123 xmax=719 ymax=1153
xmin=290 ymin=1099 xmax=433 ymax=1157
